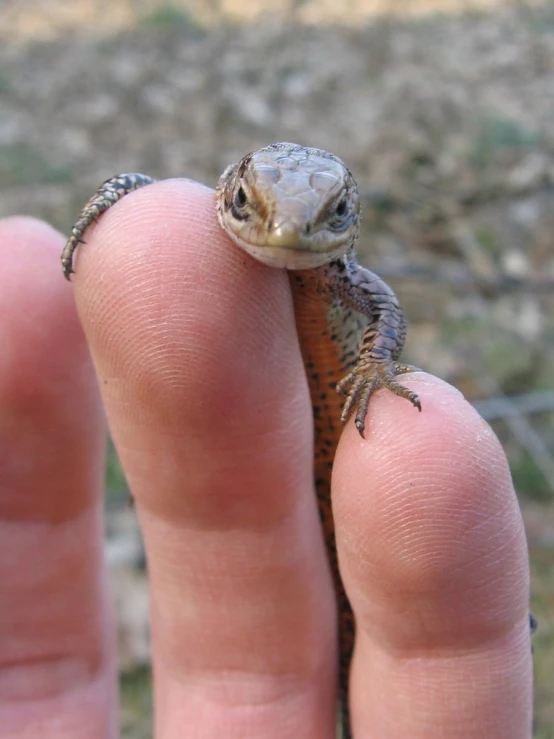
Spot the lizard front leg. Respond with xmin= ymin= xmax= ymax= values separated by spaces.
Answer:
xmin=61 ymin=173 xmax=156 ymax=279
xmin=324 ymin=255 xmax=421 ymax=436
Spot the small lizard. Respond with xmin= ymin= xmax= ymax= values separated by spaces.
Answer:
xmin=61 ymin=142 xmax=423 ymax=738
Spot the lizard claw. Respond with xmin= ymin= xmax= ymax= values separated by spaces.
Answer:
xmin=337 ymin=361 xmax=421 ymax=436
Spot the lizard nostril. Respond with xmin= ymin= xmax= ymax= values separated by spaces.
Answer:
xmin=305 ymin=222 xmax=312 ymax=235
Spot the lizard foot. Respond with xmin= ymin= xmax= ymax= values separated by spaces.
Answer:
xmin=337 ymin=360 xmax=421 ymax=436
xmin=61 ymin=173 xmax=156 ymax=279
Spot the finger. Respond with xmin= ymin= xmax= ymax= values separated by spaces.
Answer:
xmin=70 ymin=180 xmax=338 ymax=739
xmin=0 ymin=218 xmax=113 ymax=737
xmin=334 ymin=374 xmax=533 ymax=739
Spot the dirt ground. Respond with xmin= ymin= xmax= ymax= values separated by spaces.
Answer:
xmin=1 ymin=1 xmax=553 ymax=736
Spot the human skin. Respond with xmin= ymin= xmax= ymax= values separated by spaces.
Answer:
xmin=0 ymin=180 xmax=533 ymax=738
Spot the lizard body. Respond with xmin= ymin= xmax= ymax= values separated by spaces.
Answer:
xmin=61 ymin=142 xmax=422 ymax=737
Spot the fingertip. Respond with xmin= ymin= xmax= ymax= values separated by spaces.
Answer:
xmin=334 ymin=373 xmax=533 ymax=736
xmin=333 ymin=372 xmax=530 ymax=647
xmin=1 ymin=215 xmax=69 ymax=293
xmin=0 ymin=215 xmax=114 ymax=732
xmin=67 ymin=178 xmax=310 ymax=517
xmin=65 ymin=180 xmax=339 ymax=735
xmin=0 ymin=214 xmax=63 ymax=243
xmin=0 ymin=215 xmax=104 ymax=521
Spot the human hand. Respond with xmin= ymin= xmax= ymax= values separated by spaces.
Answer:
xmin=0 ymin=183 xmax=533 ymax=738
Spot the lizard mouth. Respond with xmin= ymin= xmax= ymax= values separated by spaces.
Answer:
xmin=231 ymin=235 xmax=349 ymax=270
xmin=220 ymin=218 xmax=352 ymax=270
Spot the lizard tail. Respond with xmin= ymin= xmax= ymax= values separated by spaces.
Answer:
xmin=338 ymin=589 xmax=354 ymax=739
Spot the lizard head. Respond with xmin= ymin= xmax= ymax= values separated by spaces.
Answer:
xmin=216 ymin=142 xmax=360 ymax=270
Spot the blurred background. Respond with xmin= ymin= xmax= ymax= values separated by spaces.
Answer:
xmin=1 ymin=0 xmax=553 ymax=735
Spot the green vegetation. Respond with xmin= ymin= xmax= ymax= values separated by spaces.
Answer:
xmin=0 ymin=144 xmax=72 ymax=187
xmin=530 ymin=545 xmax=554 ymax=738
xmin=0 ymin=73 xmax=12 ymax=95
xmin=511 ymin=450 xmax=552 ymax=501
xmin=121 ymin=667 xmax=153 ymax=739
xmin=470 ymin=112 xmax=539 ymax=168
xmin=137 ymin=3 xmax=207 ymax=37
xmin=106 ymin=440 xmax=127 ymax=493
xmin=474 ymin=225 xmax=501 ymax=256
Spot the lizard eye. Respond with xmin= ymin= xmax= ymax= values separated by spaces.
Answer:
xmin=335 ymin=198 xmax=348 ymax=218
xmin=230 ymin=184 xmax=250 ymax=221
xmin=234 ymin=185 xmax=247 ymax=209
xmin=328 ymin=195 xmax=350 ymax=231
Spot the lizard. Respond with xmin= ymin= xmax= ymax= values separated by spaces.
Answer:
xmin=60 ymin=142 xmax=422 ymax=737
xmin=60 ymin=141 xmax=482 ymax=737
